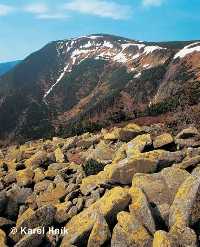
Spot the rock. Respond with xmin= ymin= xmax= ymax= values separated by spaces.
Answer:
xmin=0 ymin=191 xmax=7 ymax=214
xmin=126 ymin=134 xmax=152 ymax=157
xmin=175 ymin=127 xmax=200 ymax=149
xmin=0 ymin=229 xmax=7 ymax=247
xmin=3 ymin=171 xmax=16 ymax=185
xmin=173 ymin=155 xmax=200 ymax=170
xmin=84 ymin=140 xmax=116 ymax=164
xmin=169 ymin=225 xmax=198 ymax=247
xmin=55 ymin=201 xmax=72 ymax=224
xmin=16 ymin=168 xmax=34 ymax=187
xmin=191 ymin=165 xmax=200 ymax=177
xmin=76 ymin=197 xmax=84 ymax=212
xmin=176 ymin=127 xmax=200 ymax=139
xmin=129 ymin=187 xmax=156 ymax=234
xmin=61 ymin=187 xmax=130 ymax=246
xmin=9 ymin=205 xmax=56 ymax=242
xmin=24 ymin=151 xmax=47 ymax=169
xmin=36 ymin=183 xmax=67 ymax=207
xmin=153 ymin=231 xmax=171 ymax=247
xmin=14 ymin=227 xmax=45 ymax=247
xmin=119 ymin=123 xmax=145 ymax=142
xmin=169 ymin=175 xmax=200 ymax=228
xmin=67 ymin=206 xmax=78 ymax=219
xmin=7 ymin=185 xmax=32 ymax=204
xmin=87 ymin=213 xmax=111 ymax=247
xmin=108 ymin=157 xmax=157 ymax=185
xmin=0 ymin=217 xmax=15 ymax=228
xmin=33 ymin=168 xmax=45 ymax=183
xmin=153 ymin=133 xmax=174 ymax=149
xmin=111 ymin=211 xmax=152 ymax=247
xmin=55 ymin=148 xmax=65 ymax=163
xmin=34 ymin=180 xmax=53 ymax=194
xmin=103 ymin=127 xmax=121 ymax=141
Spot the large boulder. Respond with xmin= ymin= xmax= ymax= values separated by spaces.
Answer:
xmin=24 ymin=151 xmax=48 ymax=169
xmin=169 ymin=175 xmax=200 ymax=228
xmin=9 ymin=205 xmax=56 ymax=243
xmin=129 ymin=187 xmax=156 ymax=234
xmin=16 ymin=168 xmax=34 ymax=187
xmin=153 ymin=133 xmax=174 ymax=149
xmin=0 ymin=229 xmax=7 ymax=247
xmin=61 ymin=187 xmax=130 ymax=246
xmin=111 ymin=211 xmax=152 ymax=247
xmin=87 ymin=213 xmax=111 ymax=247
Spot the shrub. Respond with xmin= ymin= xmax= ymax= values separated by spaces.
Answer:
xmin=83 ymin=159 xmax=105 ymax=176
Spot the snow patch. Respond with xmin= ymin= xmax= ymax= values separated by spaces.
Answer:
xmin=174 ymin=42 xmax=200 ymax=59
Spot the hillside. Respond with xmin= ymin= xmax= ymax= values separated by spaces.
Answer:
xmin=0 ymin=61 xmax=20 ymax=76
xmin=0 ymin=34 xmax=200 ymax=144
xmin=0 ymin=123 xmax=200 ymax=246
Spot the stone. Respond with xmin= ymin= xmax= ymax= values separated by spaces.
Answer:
xmin=103 ymin=127 xmax=121 ymax=141
xmin=176 ymin=127 xmax=200 ymax=139
xmin=126 ymin=134 xmax=152 ymax=157
xmin=169 ymin=175 xmax=200 ymax=228
xmin=55 ymin=148 xmax=65 ymax=163
xmin=108 ymin=157 xmax=157 ymax=185
xmin=36 ymin=183 xmax=67 ymax=207
xmin=111 ymin=211 xmax=152 ymax=247
xmin=84 ymin=140 xmax=116 ymax=164
xmin=0 ymin=217 xmax=15 ymax=228
xmin=87 ymin=213 xmax=111 ymax=247
xmin=24 ymin=150 xmax=47 ymax=169
xmin=0 ymin=191 xmax=7 ymax=214
xmin=129 ymin=187 xmax=156 ymax=234
xmin=169 ymin=225 xmax=197 ymax=247
xmin=153 ymin=133 xmax=174 ymax=149
xmin=153 ymin=231 xmax=171 ymax=247
xmin=55 ymin=201 xmax=72 ymax=224
xmin=9 ymin=205 xmax=56 ymax=242
xmin=61 ymin=187 xmax=130 ymax=246
xmin=173 ymin=155 xmax=200 ymax=170
xmin=0 ymin=229 xmax=7 ymax=247
xmin=14 ymin=227 xmax=45 ymax=247
xmin=34 ymin=180 xmax=53 ymax=194
xmin=33 ymin=168 xmax=45 ymax=183
xmin=119 ymin=123 xmax=145 ymax=142
xmin=16 ymin=168 xmax=34 ymax=187
xmin=7 ymin=185 xmax=32 ymax=204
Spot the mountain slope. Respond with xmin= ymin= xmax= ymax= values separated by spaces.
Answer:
xmin=0 ymin=34 xmax=200 ymax=143
xmin=0 ymin=60 xmax=20 ymax=76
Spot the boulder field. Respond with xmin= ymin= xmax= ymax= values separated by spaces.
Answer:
xmin=0 ymin=123 xmax=200 ymax=246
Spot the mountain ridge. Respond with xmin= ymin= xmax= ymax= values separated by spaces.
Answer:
xmin=0 ymin=34 xmax=200 ymax=144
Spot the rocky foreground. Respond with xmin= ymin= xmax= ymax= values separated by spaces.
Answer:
xmin=0 ymin=123 xmax=200 ymax=246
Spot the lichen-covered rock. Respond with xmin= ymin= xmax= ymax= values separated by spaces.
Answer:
xmin=9 ymin=205 xmax=56 ymax=242
xmin=111 ymin=211 xmax=152 ymax=247
xmin=129 ymin=187 xmax=156 ymax=234
xmin=54 ymin=148 xmax=65 ymax=163
xmin=55 ymin=201 xmax=73 ymax=223
xmin=61 ymin=187 xmax=130 ymax=246
xmin=33 ymin=168 xmax=45 ymax=183
xmin=173 ymin=155 xmax=200 ymax=170
xmin=176 ymin=127 xmax=200 ymax=140
xmin=153 ymin=133 xmax=174 ymax=149
xmin=126 ymin=134 xmax=152 ymax=157
xmin=0 ymin=229 xmax=7 ymax=247
xmin=87 ymin=213 xmax=111 ymax=247
xmin=108 ymin=157 xmax=157 ymax=185
xmin=153 ymin=231 xmax=171 ymax=247
xmin=169 ymin=225 xmax=198 ymax=247
xmin=119 ymin=123 xmax=145 ymax=142
xmin=0 ymin=191 xmax=7 ymax=213
xmin=24 ymin=150 xmax=47 ymax=169
xmin=16 ymin=168 xmax=34 ymax=187
xmin=14 ymin=227 xmax=45 ymax=247
xmin=103 ymin=127 xmax=121 ymax=141
xmin=169 ymin=175 xmax=200 ymax=228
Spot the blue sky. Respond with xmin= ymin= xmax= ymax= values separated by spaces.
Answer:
xmin=0 ymin=0 xmax=200 ymax=62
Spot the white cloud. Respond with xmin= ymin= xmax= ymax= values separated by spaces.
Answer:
xmin=24 ymin=3 xmax=48 ymax=14
xmin=64 ymin=0 xmax=132 ymax=20
xmin=0 ymin=4 xmax=14 ymax=16
xmin=142 ymin=0 xmax=164 ymax=7
xmin=37 ymin=13 xmax=69 ymax=20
